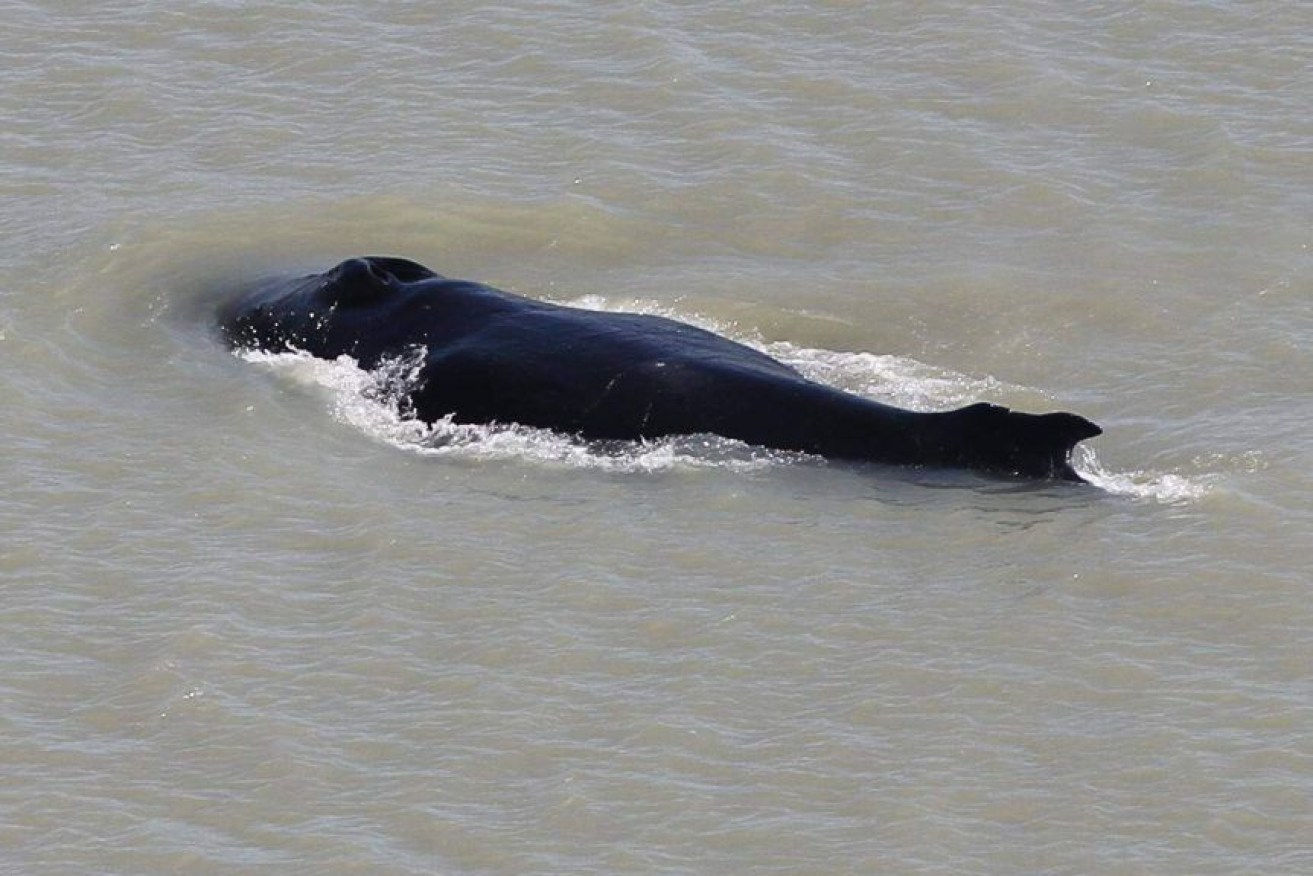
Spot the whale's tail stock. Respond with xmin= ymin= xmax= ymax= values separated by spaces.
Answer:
xmin=937 ymin=402 xmax=1102 ymax=482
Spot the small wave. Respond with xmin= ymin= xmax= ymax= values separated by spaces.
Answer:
xmin=762 ymin=343 xmax=1015 ymax=412
xmin=238 ymin=303 xmax=1118 ymax=484
xmin=1070 ymin=445 xmax=1211 ymax=504
xmin=563 ymin=295 xmax=1010 ymax=411
xmin=238 ymin=348 xmax=797 ymax=473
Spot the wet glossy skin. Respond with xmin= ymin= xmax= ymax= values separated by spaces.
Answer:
xmin=219 ymin=257 xmax=1101 ymax=480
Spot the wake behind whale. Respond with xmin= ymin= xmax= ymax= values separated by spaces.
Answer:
xmin=218 ymin=257 xmax=1101 ymax=481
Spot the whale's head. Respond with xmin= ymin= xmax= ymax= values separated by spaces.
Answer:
xmin=217 ymin=257 xmax=439 ymax=361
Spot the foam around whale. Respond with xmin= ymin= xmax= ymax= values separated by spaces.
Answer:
xmin=219 ymin=257 xmax=1102 ymax=481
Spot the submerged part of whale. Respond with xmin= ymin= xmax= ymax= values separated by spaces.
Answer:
xmin=217 ymin=256 xmax=1101 ymax=481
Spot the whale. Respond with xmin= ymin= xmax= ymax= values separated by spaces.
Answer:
xmin=217 ymin=256 xmax=1101 ymax=480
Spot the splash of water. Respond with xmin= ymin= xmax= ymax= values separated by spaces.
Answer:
xmin=1070 ymin=445 xmax=1211 ymax=504
xmin=239 ymin=303 xmax=1211 ymax=501
xmin=239 ymin=347 xmax=793 ymax=474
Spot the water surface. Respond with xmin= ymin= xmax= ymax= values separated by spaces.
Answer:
xmin=2 ymin=2 xmax=1310 ymax=874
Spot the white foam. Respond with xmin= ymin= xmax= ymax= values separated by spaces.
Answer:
xmin=238 ymin=347 xmax=794 ymax=474
xmin=762 ymin=342 xmax=1014 ymax=412
xmin=1070 ymin=445 xmax=1211 ymax=504
xmin=238 ymin=304 xmax=1206 ymax=501
xmin=562 ymin=295 xmax=1008 ymax=411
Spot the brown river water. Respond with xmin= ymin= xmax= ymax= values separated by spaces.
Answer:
xmin=2 ymin=3 xmax=1309 ymax=873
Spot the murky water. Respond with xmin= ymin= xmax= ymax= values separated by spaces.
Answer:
xmin=2 ymin=2 xmax=1309 ymax=873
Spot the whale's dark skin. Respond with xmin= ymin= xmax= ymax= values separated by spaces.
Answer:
xmin=218 ymin=257 xmax=1101 ymax=480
